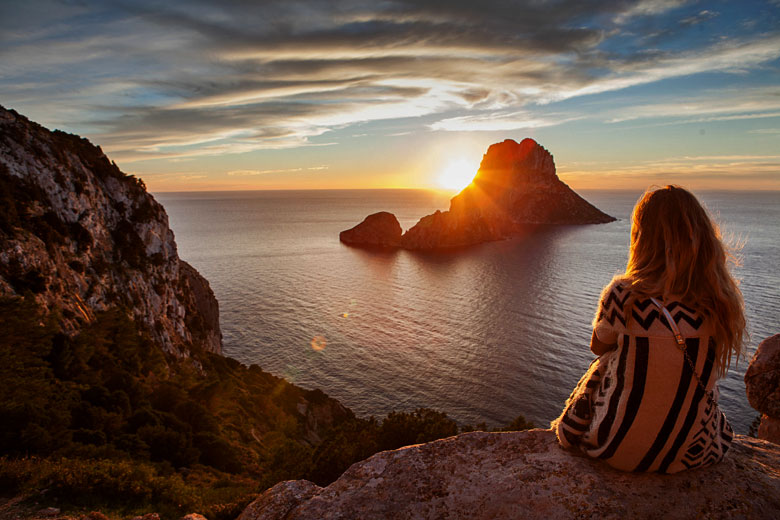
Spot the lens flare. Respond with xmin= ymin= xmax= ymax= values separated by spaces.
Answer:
xmin=311 ymin=335 xmax=327 ymax=351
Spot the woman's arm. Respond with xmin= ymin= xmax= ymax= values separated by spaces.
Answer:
xmin=590 ymin=330 xmax=617 ymax=356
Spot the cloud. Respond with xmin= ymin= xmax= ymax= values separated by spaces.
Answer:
xmin=603 ymin=87 xmax=780 ymax=124
xmin=227 ymin=166 xmax=329 ymax=176
xmin=545 ymin=36 xmax=780 ymax=103
xmin=1 ymin=0 xmax=778 ymax=164
xmin=560 ymin=153 xmax=780 ymax=189
xmin=429 ymin=110 xmax=580 ymax=132
xmin=613 ymin=0 xmax=690 ymax=24
xmin=679 ymin=9 xmax=719 ymax=26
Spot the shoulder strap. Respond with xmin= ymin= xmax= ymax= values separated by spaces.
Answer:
xmin=649 ymin=297 xmax=685 ymax=348
xmin=649 ymin=297 xmax=715 ymax=405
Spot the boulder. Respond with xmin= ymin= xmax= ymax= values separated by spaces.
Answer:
xmin=240 ymin=429 xmax=780 ymax=520
xmin=745 ymin=334 xmax=780 ymax=443
xmin=339 ymin=211 xmax=402 ymax=248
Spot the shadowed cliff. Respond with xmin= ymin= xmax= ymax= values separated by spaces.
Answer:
xmin=0 ymin=105 xmax=220 ymax=356
xmin=0 ymin=106 xmax=356 ymax=518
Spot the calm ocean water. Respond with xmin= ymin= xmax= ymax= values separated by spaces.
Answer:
xmin=155 ymin=189 xmax=779 ymax=434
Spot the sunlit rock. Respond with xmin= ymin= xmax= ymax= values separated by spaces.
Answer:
xmin=339 ymin=211 xmax=402 ymax=248
xmin=0 ymin=105 xmax=221 ymax=356
xmin=240 ymin=429 xmax=780 ymax=520
xmin=401 ymin=138 xmax=615 ymax=249
xmin=745 ymin=334 xmax=780 ymax=444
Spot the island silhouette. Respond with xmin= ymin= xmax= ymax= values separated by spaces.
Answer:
xmin=340 ymin=138 xmax=615 ymax=250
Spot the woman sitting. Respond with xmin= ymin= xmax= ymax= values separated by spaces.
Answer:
xmin=553 ymin=185 xmax=746 ymax=473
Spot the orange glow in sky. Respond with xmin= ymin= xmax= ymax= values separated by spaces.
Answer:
xmin=436 ymin=158 xmax=478 ymax=191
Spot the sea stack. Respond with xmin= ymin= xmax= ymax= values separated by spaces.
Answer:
xmin=340 ymin=138 xmax=615 ymax=250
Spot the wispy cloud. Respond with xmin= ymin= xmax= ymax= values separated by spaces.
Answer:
xmin=613 ymin=0 xmax=690 ymax=24
xmin=430 ymin=110 xmax=581 ymax=132
xmin=227 ymin=166 xmax=329 ymax=176
xmin=603 ymin=87 xmax=780 ymax=124
xmin=1 ymin=0 xmax=778 ymax=175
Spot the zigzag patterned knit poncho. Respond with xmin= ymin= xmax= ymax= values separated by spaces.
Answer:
xmin=554 ymin=280 xmax=733 ymax=473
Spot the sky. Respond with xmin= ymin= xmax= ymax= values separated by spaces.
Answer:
xmin=1 ymin=0 xmax=779 ymax=192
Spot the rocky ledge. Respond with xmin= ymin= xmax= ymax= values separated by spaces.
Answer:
xmin=340 ymin=139 xmax=615 ymax=250
xmin=241 ymin=429 xmax=780 ymax=520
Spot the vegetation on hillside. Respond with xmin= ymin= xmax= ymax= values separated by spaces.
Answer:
xmin=0 ymin=295 xmax=533 ymax=519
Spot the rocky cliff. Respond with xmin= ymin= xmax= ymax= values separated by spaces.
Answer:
xmin=0 ymin=105 xmax=220 ymax=356
xmin=241 ymin=429 xmax=780 ymax=519
xmin=745 ymin=334 xmax=780 ymax=444
xmin=340 ymin=139 xmax=615 ymax=250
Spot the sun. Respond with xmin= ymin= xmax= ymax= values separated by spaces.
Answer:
xmin=436 ymin=158 xmax=477 ymax=191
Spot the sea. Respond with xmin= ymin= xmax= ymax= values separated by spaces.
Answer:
xmin=155 ymin=189 xmax=780 ymax=435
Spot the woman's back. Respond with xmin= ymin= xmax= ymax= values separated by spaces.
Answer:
xmin=576 ymin=280 xmax=733 ymax=473
xmin=554 ymin=185 xmax=744 ymax=473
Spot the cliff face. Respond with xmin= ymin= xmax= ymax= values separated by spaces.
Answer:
xmin=241 ymin=429 xmax=780 ymax=520
xmin=0 ymin=105 xmax=221 ymax=356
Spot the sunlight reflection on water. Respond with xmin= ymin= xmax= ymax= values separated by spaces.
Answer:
xmin=157 ymin=189 xmax=779 ymax=433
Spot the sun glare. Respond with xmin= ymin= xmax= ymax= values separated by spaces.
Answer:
xmin=436 ymin=158 xmax=477 ymax=191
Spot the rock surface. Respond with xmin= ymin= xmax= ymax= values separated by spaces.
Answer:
xmin=745 ymin=334 xmax=780 ymax=443
xmin=0 ymin=105 xmax=221 ymax=356
xmin=339 ymin=211 xmax=402 ymax=248
xmin=240 ymin=429 xmax=780 ymax=520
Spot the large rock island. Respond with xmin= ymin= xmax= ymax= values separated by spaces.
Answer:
xmin=340 ymin=138 xmax=615 ymax=250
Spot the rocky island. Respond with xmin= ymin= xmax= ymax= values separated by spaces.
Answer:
xmin=340 ymin=138 xmax=615 ymax=250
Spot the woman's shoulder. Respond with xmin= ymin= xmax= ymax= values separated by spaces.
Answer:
xmin=598 ymin=276 xmax=631 ymax=306
xmin=594 ymin=276 xmax=631 ymax=327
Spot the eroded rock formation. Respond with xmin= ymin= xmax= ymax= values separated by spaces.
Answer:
xmin=745 ymin=334 xmax=780 ymax=444
xmin=339 ymin=211 xmax=402 ymax=248
xmin=241 ymin=429 xmax=780 ymax=520
xmin=0 ymin=105 xmax=221 ymax=356
xmin=340 ymin=139 xmax=615 ymax=250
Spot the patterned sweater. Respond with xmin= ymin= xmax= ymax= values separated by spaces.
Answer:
xmin=554 ymin=281 xmax=733 ymax=473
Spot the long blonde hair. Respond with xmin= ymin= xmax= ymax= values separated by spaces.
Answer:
xmin=617 ymin=185 xmax=746 ymax=376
